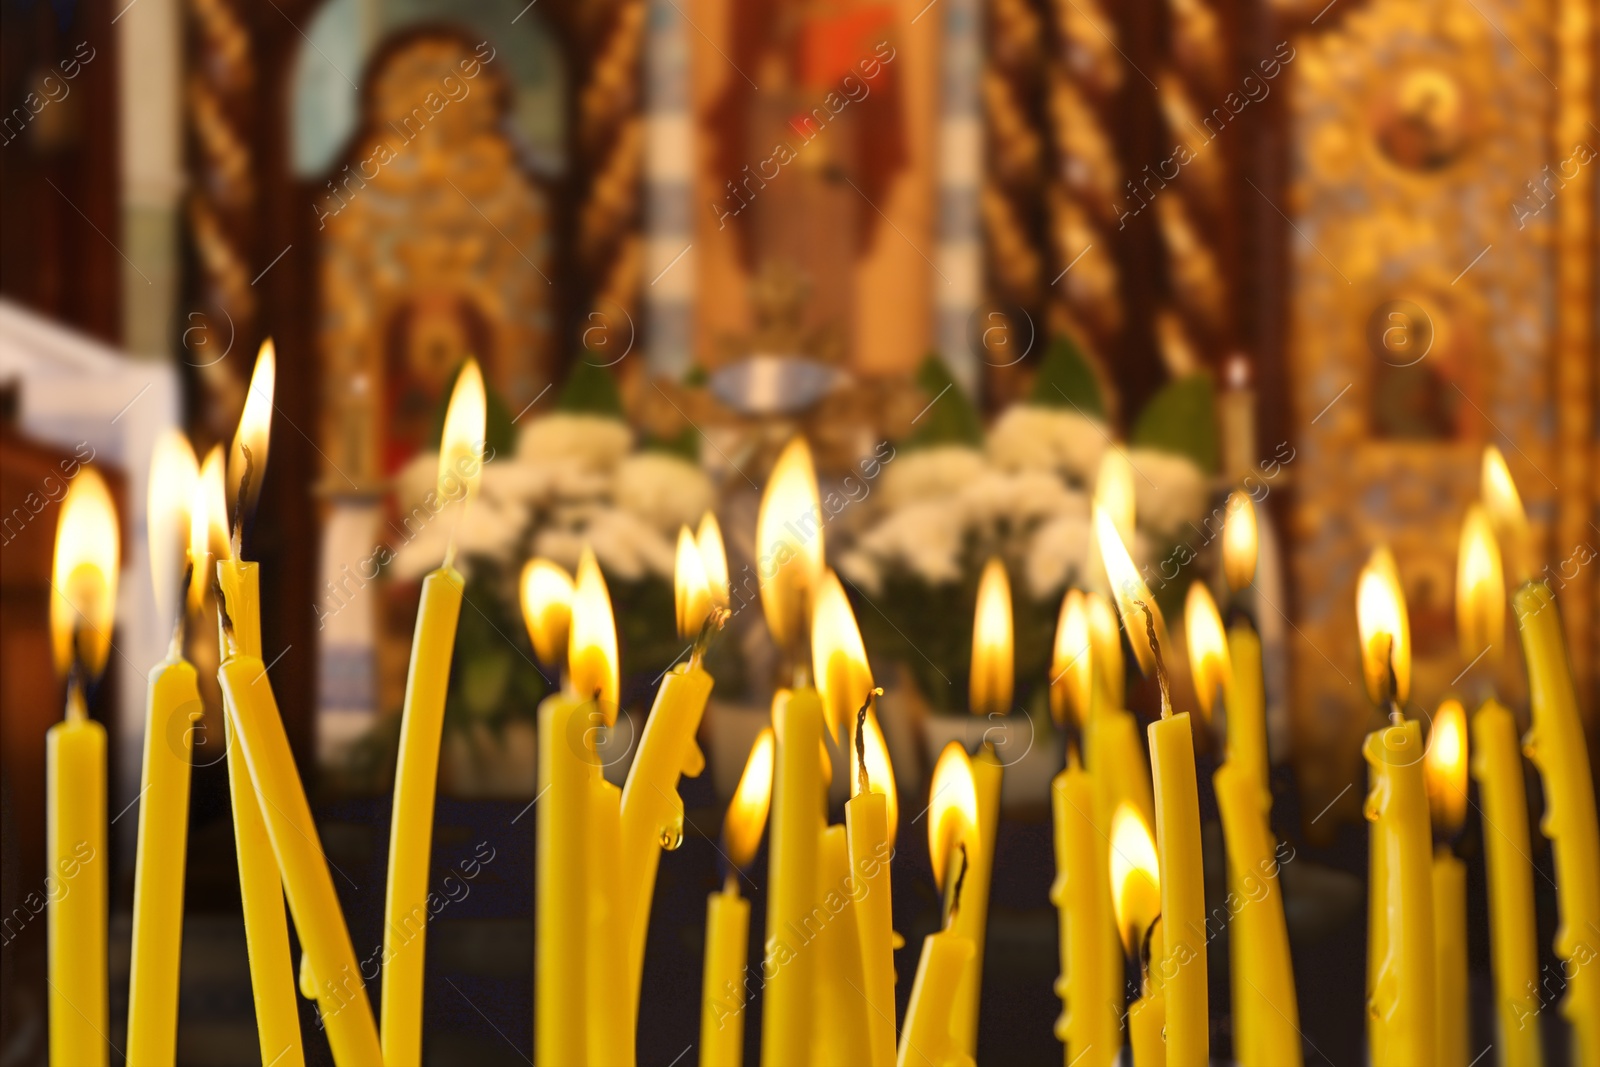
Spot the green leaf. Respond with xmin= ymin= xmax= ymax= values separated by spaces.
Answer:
xmin=905 ymin=354 xmax=984 ymax=450
xmin=557 ymin=358 xmax=626 ymax=418
xmin=1132 ymin=373 xmax=1219 ymax=474
xmin=1029 ymin=335 xmax=1104 ymax=418
xmin=641 ymin=427 xmax=700 ymax=462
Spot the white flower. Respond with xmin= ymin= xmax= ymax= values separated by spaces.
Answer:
xmin=853 ymin=501 xmax=966 ymax=586
xmin=987 ymin=406 xmax=1108 ymax=484
xmin=517 ymin=413 xmax=633 ymax=469
xmin=958 ymin=470 xmax=1077 ymax=531
xmin=1128 ymin=448 xmax=1211 ymax=538
xmin=875 ymin=446 xmax=987 ymax=512
xmin=582 ymin=508 xmax=677 ymax=582
xmin=613 ymin=452 xmax=714 ymax=534
xmin=1026 ymin=514 xmax=1091 ymax=599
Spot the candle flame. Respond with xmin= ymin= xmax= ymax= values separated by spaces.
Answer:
xmin=196 ymin=446 xmax=229 ymax=570
xmin=1087 ymin=592 xmax=1125 ymax=710
xmin=1095 ymin=447 xmax=1136 ymax=544
xmin=676 ymin=526 xmax=713 ymax=639
xmin=812 ymin=569 xmax=873 ymax=745
xmin=697 ymin=512 xmax=729 ymax=610
xmin=1425 ymin=698 xmax=1468 ymax=837
xmin=1356 ymin=546 xmax=1411 ymax=707
xmin=51 ymin=467 xmax=119 ymax=680
xmin=1109 ymin=803 xmax=1161 ymax=956
xmin=724 ymin=727 xmax=775 ymax=869
xmin=520 ymin=559 xmax=573 ymax=668
xmin=1456 ymin=504 xmax=1504 ymax=668
xmin=1480 ymin=445 xmax=1531 ymax=584
xmin=928 ymin=742 xmax=978 ymax=894
xmin=568 ymin=549 xmax=619 ymax=721
xmin=147 ymin=429 xmax=198 ymax=626
xmin=1222 ymin=490 xmax=1259 ymax=593
xmin=1051 ymin=589 xmax=1093 ymax=727
xmin=1184 ymin=582 xmax=1230 ymax=721
xmin=755 ymin=437 xmax=825 ymax=654
xmin=854 ymin=706 xmax=899 ymax=847
xmin=970 ymin=557 xmax=1014 ymax=716
xmin=1094 ymin=503 xmax=1169 ymax=677
xmin=228 ymin=339 xmax=276 ymax=519
xmin=437 ymin=358 xmax=487 ymax=522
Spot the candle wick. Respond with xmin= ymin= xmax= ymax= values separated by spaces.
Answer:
xmin=854 ymin=693 xmax=878 ymax=796
xmin=65 ymin=640 xmax=88 ymax=723
xmin=231 ymin=445 xmax=255 ymax=561
xmin=948 ymin=842 xmax=970 ymax=927
xmin=690 ymin=605 xmax=731 ymax=670
xmin=1140 ymin=914 xmax=1162 ymax=976
xmin=1134 ymin=599 xmax=1172 ymax=719
xmin=213 ymin=572 xmax=239 ymax=655
xmin=723 ymin=870 xmax=738 ymax=896
xmin=170 ymin=560 xmax=194 ymax=659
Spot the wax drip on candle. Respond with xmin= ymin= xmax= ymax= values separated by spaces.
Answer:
xmin=1134 ymin=599 xmax=1172 ymax=719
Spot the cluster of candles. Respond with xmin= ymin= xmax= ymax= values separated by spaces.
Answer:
xmin=39 ymin=338 xmax=1598 ymax=1067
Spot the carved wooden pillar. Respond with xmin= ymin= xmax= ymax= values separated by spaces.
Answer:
xmin=184 ymin=0 xmax=257 ymax=438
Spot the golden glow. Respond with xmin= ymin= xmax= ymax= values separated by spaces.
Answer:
xmin=676 ymin=526 xmax=712 ymax=639
xmin=1356 ymin=546 xmax=1411 ymax=707
xmin=567 ymin=549 xmax=619 ymax=721
xmin=1094 ymin=503 xmax=1169 ymax=677
xmin=1456 ymin=504 xmax=1505 ymax=668
xmin=1051 ymin=589 xmax=1093 ymax=727
xmin=438 ymin=358 xmax=486 ymax=513
xmin=928 ymin=742 xmax=978 ymax=894
xmin=1425 ymin=698 xmax=1469 ymax=836
xmin=696 ymin=511 xmax=729 ymax=609
xmin=1184 ymin=582 xmax=1230 ymax=721
xmin=970 ymin=557 xmax=1014 ymax=716
xmin=1109 ymin=803 xmax=1161 ymax=956
xmin=196 ymin=446 xmax=229 ymax=570
xmin=853 ymin=708 xmax=899 ymax=847
xmin=147 ymin=429 xmax=198 ymax=625
xmin=520 ymin=559 xmax=574 ymax=668
xmin=51 ymin=467 xmax=119 ymax=679
xmin=1480 ymin=445 xmax=1531 ymax=584
xmin=756 ymin=437 xmax=826 ymax=654
xmin=228 ymin=339 xmax=276 ymax=516
xmin=1095 ymin=447 xmax=1136 ymax=544
xmin=1222 ymin=490 xmax=1259 ymax=593
xmin=812 ymin=569 xmax=873 ymax=745
xmin=725 ymin=727 xmax=775 ymax=869
xmin=1087 ymin=592 xmax=1125 ymax=710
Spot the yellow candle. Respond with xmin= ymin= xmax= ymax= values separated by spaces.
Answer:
xmin=1052 ymin=758 xmax=1119 ymax=1065
xmin=47 ymin=467 xmax=117 ymax=1067
xmin=1221 ymin=490 xmax=1270 ymax=792
xmin=1471 ymin=700 xmax=1543 ymax=1067
xmin=814 ymin=823 xmax=874 ymax=1064
xmin=702 ymin=728 xmax=773 ymax=1067
xmin=381 ymin=360 xmax=483 ymax=1065
xmin=816 ymin=570 xmax=899 ymax=1067
xmin=1514 ymin=580 xmax=1600 ymax=1063
xmin=702 ymin=883 xmax=753 ymax=1067
xmin=762 ymin=686 xmax=825 ymax=1067
xmin=618 ymin=525 xmax=722 ymax=1027
xmin=1097 ymin=506 xmax=1207 ymax=1064
xmin=1109 ymin=804 xmax=1162 ymax=1067
xmin=1425 ymin=699 xmax=1469 ymax=1067
xmin=216 ymin=343 xmax=305 ymax=1066
xmin=216 ymin=650 xmax=381 ymax=1064
xmin=587 ymin=774 xmax=630 ymax=1066
xmin=898 ymin=929 xmax=975 ymax=1067
xmin=129 ymin=436 xmax=211 ymax=1066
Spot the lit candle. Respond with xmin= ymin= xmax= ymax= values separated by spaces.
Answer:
xmin=1425 ymin=699 xmax=1469 ymax=1067
xmin=215 ymin=343 xmax=304 ymax=1065
xmin=757 ymin=438 xmax=828 ymax=1067
xmin=47 ymin=467 xmax=116 ymax=1067
xmin=701 ymin=728 xmax=774 ymax=1067
xmin=617 ymin=522 xmax=724 ymax=1041
xmin=950 ymin=557 xmax=1010 ymax=1056
xmin=815 ymin=570 xmax=898 ymax=1066
xmin=1484 ymin=447 xmax=1600 ymax=1063
xmin=1049 ymin=591 xmax=1120 ymax=1067
xmin=1109 ymin=804 xmax=1163 ymax=1067
xmin=1356 ymin=546 xmax=1436 ymax=1066
xmin=127 ymin=433 xmax=210 ymax=1065
xmin=1458 ymin=504 xmax=1542 ymax=1066
xmin=1221 ymin=491 xmax=1269 ymax=793
xmin=1187 ymin=579 xmax=1301 ymax=1067
xmin=381 ymin=360 xmax=484 ymax=1066
xmin=1096 ymin=504 xmax=1208 ymax=1065
xmin=902 ymin=754 xmax=980 ymax=1067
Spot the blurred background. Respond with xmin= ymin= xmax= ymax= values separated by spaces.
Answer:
xmin=0 ymin=0 xmax=1595 ymax=1062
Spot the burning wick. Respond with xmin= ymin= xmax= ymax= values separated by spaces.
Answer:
xmin=1134 ymin=598 xmax=1172 ymax=719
